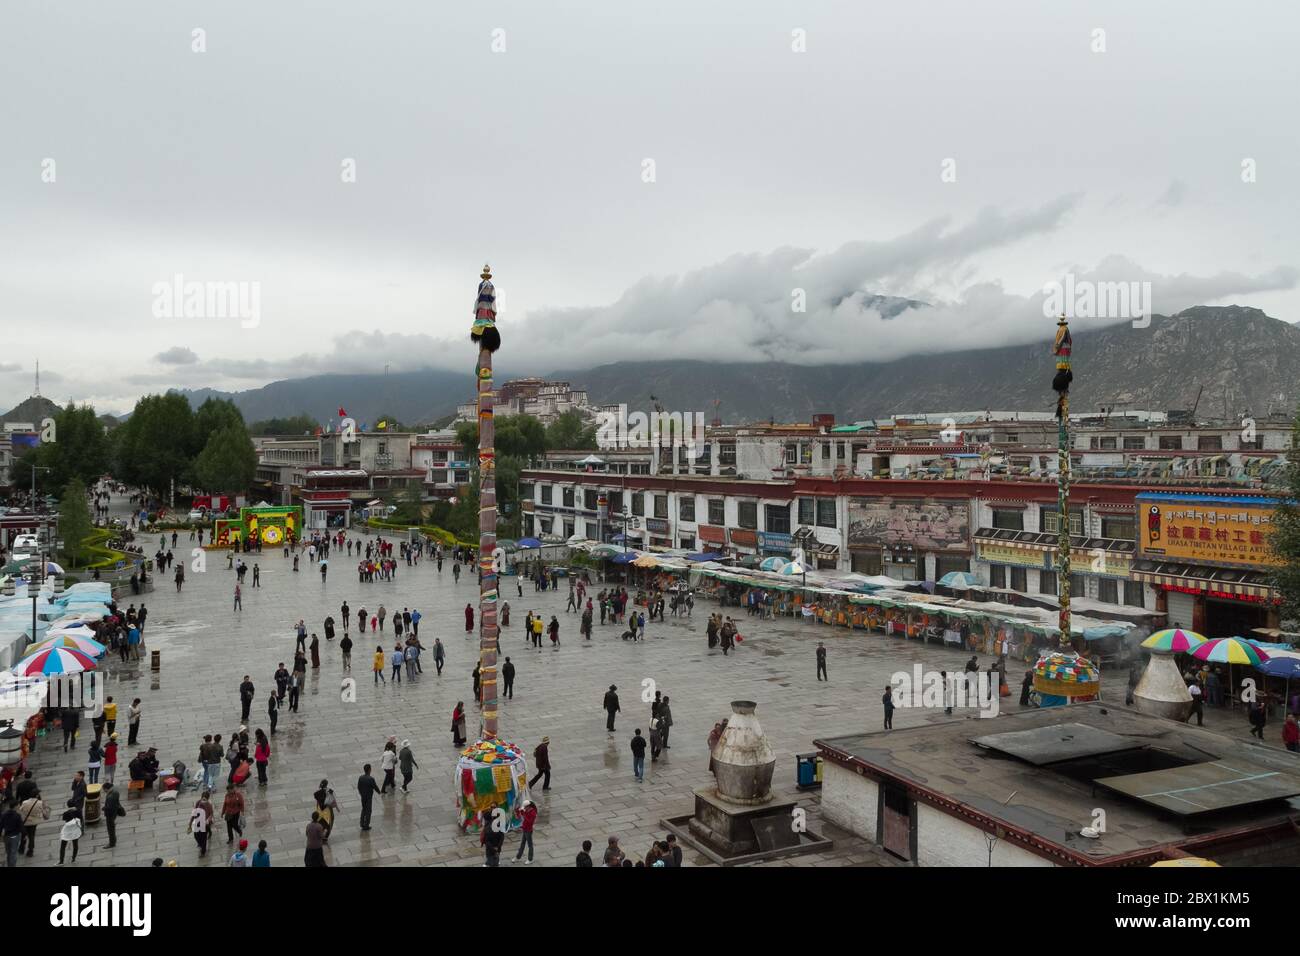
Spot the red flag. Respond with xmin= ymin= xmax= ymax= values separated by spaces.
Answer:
xmin=338 ymin=407 xmax=347 ymax=417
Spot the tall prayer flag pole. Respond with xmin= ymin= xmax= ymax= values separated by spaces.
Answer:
xmin=1032 ymin=313 xmax=1100 ymax=706
xmin=471 ymin=264 xmax=502 ymax=739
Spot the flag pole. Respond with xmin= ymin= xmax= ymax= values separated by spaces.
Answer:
xmin=472 ymin=264 xmax=501 ymax=739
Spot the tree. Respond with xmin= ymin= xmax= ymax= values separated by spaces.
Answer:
xmin=455 ymin=420 xmax=479 ymax=462
xmin=193 ymin=424 xmax=258 ymax=494
xmin=191 ymin=398 xmax=246 ymax=455
xmin=446 ymin=475 xmax=481 ymax=541
xmin=17 ymin=403 xmax=110 ymax=491
xmin=392 ymin=481 xmax=426 ymax=525
xmin=495 ymin=455 xmax=524 ymax=538
xmin=545 ymin=410 xmax=598 ymax=451
xmin=57 ymin=480 xmax=92 ymax=568
xmin=113 ymin=394 xmax=195 ymax=495
xmin=248 ymin=414 xmax=317 ymax=436
xmin=1270 ymin=412 xmax=1300 ymax=626
xmin=496 ymin=415 xmax=546 ymax=462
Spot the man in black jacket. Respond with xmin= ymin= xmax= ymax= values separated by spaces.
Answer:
xmin=501 ymin=657 xmax=516 ymax=699
xmin=603 ymin=685 xmax=620 ymax=732
xmin=357 ymin=764 xmax=381 ymax=830
xmin=102 ymin=783 xmax=124 ymax=848
xmin=659 ymin=697 xmax=674 ymax=749
xmin=239 ymin=676 xmax=255 ymax=721
xmin=630 ymin=729 xmax=647 ymax=781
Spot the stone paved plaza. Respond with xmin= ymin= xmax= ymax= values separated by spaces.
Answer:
xmin=15 ymin=528 xmax=1278 ymax=868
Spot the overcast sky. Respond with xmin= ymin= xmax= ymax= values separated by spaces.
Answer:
xmin=2 ymin=0 xmax=1297 ymax=415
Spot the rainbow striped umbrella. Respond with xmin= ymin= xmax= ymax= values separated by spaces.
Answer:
xmin=1142 ymin=628 xmax=1208 ymax=653
xmin=28 ymin=634 xmax=107 ymax=657
xmin=1190 ymin=637 xmax=1270 ymax=666
xmin=12 ymin=645 xmax=98 ymax=677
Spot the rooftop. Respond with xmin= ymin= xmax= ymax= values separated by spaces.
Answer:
xmin=816 ymin=703 xmax=1300 ymax=865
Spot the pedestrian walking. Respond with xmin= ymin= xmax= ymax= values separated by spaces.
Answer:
xmin=233 ymin=582 xmax=242 ymax=611
xmin=529 ymin=737 xmax=551 ymax=790
xmin=380 ymin=742 xmax=398 ymax=794
xmin=373 ymin=645 xmax=386 ymax=684
xmin=1284 ymin=714 xmax=1299 ymax=752
xmin=190 ymin=792 xmax=213 ymax=857
xmin=434 ymin=638 xmax=445 ymax=675
xmin=103 ymin=734 xmax=118 ymax=785
xmin=58 ymin=809 xmax=84 ymax=864
xmin=631 ymin=729 xmax=647 ymax=781
xmin=882 ymin=684 xmax=896 ymax=730
xmin=86 ymin=740 xmax=102 ymax=784
xmin=1187 ymin=681 xmax=1204 ymax=726
xmin=253 ymin=840 xmax=271 ymax=867
xmin=603 ymin=685 xmax=620 ymax=732
xmin=357 ymin=764 xmax=381 ymax=830
xmin=222 ymin=784 xmax=246 ymax=844
xmin=398 ymin=740 xmax=418 ymax=793
xmin=390 ymin=645 xmax=404 ymax=683
xmin=816 ymin=642 xmax=827 ymax=681
xmin=305 ymin=814 xmax=327 ymax=867
xmin=340 ymin=633 xmax=353 ymax=671
xmin=452 ymin=702 xmax=467 ymax=746
xmin=465 ymin=603 xmax=474 ymax=634
xmin=310 ymin=633 xmax=321 ymax=669
xmin=481 ymin=809 xmax=504 ymax=866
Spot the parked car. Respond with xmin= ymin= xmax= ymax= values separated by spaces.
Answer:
xmin=188 ymin=508 xmax=207 ymax=521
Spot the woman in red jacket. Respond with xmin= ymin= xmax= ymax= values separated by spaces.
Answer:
xmin=103 ymin=734 xmax=119 ymax=786
xmin=254 ymin=730 xmax=271 ymax=785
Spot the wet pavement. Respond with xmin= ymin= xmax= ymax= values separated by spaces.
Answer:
xmin=17 ymin=521 xmax=1283 ymax=868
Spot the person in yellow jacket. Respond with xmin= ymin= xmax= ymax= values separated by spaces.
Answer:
xmin=103 ymin=696 xmax=118 ymax=738
xmin=373 ymin=646 xmax=386 ymax=685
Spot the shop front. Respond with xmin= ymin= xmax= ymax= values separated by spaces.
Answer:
xmin=849 ymin=497 xmax=970 ymax=583
xmin=1132 ymin=492 xmax=1283 ymax=637
xmin=645 ymin=517 xmax=672 ymax=550
xmin=758 ymin=531 xmax=793 ymax=556
xmin=729 ymin=528 xmax=759 ymax=558
xmin=698 ymin=524 xmax=727 ymax=553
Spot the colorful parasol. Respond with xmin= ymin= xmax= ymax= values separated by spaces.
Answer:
xmin=12 ymin=645 xmax=98 ymax=677
xmin=28 ymin=634 xmax=107 ymax=657
xmin=759 ymin=556 xmax=786 ymax=571
xmin=1142 ymin=628 xmax=1208 ymax=654
xmin=631 ymin=555 xmax=659 ymax=569
xmin=1191 ymin=637 xmax=1270 ymax=666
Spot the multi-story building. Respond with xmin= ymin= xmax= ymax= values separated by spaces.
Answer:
xmin=410 ymin=429 xmax=472 ymax=500
xmin=518 ymin=409 xmax=1293 ymax=637
xmin=456 ymin=378 xmax=595 ymax=425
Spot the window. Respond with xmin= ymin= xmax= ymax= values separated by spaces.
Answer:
xmin=520 ymin=482 xmax=533 ymax=502
xmin=562 ymin=487 xmax=575 ymax=508
xmin=1009 ymin=567 xmax=1027 ymax=592
xmin=816 ymin=499 xmax=836 ymax=528
xmin=1070 ymin=573 xmax=1087 ymax=599
xmin=1039 ymin=569 xmax=1057 ymax=595
xmin=1197 ymin=435 xmax=1223 ymax=451
xmin=608 ymin=491 xmax=623 ymax=515
xmin=785 ymin=445 xmax=797 ymax=465
xmin=1123 ymin=436 xmax=1145 ymax=450
xmin=679 ymin=535 xmax=695 ymax=551
xmin=1004 ymin=433 xmax=1019 ymax=443
xmin=708 ymin=499 xmax=725 ymax=526
xmin=1101 ymin=516 xmax=1135 ymax=540
xmin=718 ymin=443 xmax=737 ymax=467
xmin=1123 ymin=580 xmax=1145 ymax=608
xmin=679 ymin=496 xmax=696 ymax=522
xmin=540 ymin=485 xmax=553 ymax=505
xmin=798 ymin=498 xmax=815 ymax=526
xmin=584 ymin=490 xmax=598 ymax=511
xmin=1094 ymin=578 xmax=1117 ymax=604
xmin=654 ymin=495 xmax=668 ymax=519
xmin=989 ymin=565 xmax=1006 ymax=588
xmin=1041 ymin=507 xmax=1083 ymax=536
xmin=1158 ymin=435 xmax=1182 ymax=450
xmin=992 ymin=508 xmax=1024 ymax=531
xmin=737 ymin=501 xmax=758 ymax=529
xmin=821 ymin=443 xmax=831 ymax=460
xmin=765 ymin=504 xmax=791 ymax=535
xmin=631 ymin=493 xmax=644 ymax=516
xmin=837 ymin=442 xmax=845 ymax=459
xmin=1240 ymin=435 xmax=1264 ymax=451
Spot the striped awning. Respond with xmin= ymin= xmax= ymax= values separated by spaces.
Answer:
xmin=1129 ymin=559 xmax=1277 ymax=599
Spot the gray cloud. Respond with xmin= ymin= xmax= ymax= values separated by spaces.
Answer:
xmin=154 ymin=346 xmax=200 ymax=365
